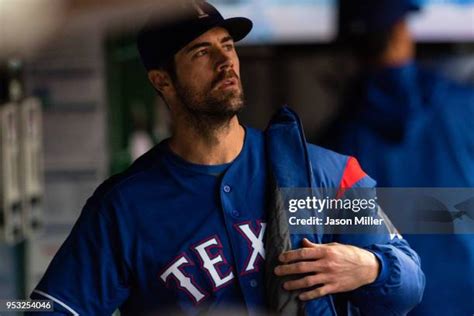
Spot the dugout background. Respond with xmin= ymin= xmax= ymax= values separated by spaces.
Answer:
xmin=0 ymin=0 xmax=473 ymax=309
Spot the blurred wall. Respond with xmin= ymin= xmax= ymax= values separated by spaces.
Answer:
xmin=23 ymin=28 xmax=108 ymax=294
xmin=238 ymin=46 xmax=357 ymax=142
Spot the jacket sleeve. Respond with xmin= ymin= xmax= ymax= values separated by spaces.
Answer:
xmin=334 ymin=156 xmax=425 ymax=315
xmin=349 ymin=233 xmax=425 ymax=315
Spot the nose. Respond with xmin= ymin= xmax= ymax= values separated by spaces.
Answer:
xmin=215 ymin=48 xmax=233 ymax=72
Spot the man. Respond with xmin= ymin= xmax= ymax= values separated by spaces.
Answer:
xmin=324 ymin=0 xmax=474 ymax=315
xmin=29 ymin=1 xmax=424 ymax=315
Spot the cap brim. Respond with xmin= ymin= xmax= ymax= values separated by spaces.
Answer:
xmin=219 ymin=17 xmax=253 ymax=42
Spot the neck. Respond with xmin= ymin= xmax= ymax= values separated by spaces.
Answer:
xmin=168 ymin=115 xmax=245 ymax=165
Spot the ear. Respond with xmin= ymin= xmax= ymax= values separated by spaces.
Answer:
xmin=148 ymin=70 xmax=173 ymax=94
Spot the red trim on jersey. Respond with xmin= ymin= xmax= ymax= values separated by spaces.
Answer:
xmin=336 ymin=157 xmax=367 ymax=198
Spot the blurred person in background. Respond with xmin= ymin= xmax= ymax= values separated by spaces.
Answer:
xmin=322 ymin=0 xmax=474 ymax=315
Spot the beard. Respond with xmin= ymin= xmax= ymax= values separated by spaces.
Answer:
xmin=174 ymin=70 xmax=245 ymax=135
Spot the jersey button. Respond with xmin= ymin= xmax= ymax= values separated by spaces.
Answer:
xmin=231 ymin=210 xmax=240 ymax=218
xmin=223 ymin=185 xmax=231 ymax=193
xmin=250 ymin=279 xmax=258 ymax=288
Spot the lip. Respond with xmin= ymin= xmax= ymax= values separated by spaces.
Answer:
xmin=215 ymin=77 xmax=238 ymax=90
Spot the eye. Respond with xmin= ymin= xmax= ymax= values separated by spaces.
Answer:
xmin=194 ymin=49 xmax=208 ymax=58
xmin=223 ymin=43 xmax=235 ymax=51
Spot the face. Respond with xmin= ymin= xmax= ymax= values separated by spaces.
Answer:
xmin=170 ymin=27 xmax=244 ymax=122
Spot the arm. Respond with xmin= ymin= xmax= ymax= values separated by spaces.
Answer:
xmin=275 ymin=156 xmax=424 ymax=315
xmin=275 ymin=234 xmax=424 ymax=315
xmin=28 ymin=190 xmax=131 ymax=315
xmin=349 ymin=232 xmax=425 ymax=315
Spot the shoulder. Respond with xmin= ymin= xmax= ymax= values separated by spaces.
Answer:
xmin=87 ymin=143 xmax=165 ymax=207
xmin=307 ymin=143 xmax=376 ymax=188
xmin=245 ymin=126 xmax=265 ymax=144
xmin=420 ymin=67 xmax=474 ymax=105
xmin=240 ymin=126 xmax=266 ymax=161
xmin=307 ymin=143 xmax=348 ymax=173
xmin=418 ymin=69 xmax=474 ymax=134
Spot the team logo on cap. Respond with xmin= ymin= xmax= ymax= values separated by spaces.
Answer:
xmin=192 ymin=0 xmax=209 ymax=19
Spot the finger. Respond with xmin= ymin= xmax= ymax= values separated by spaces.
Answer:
xmin=301 ymin=238 xmax=315 ymax=247
xmin=283 ymin=274 xmax=327 ymax=290
xmin=303 ymin=239 xmax=339 ymax=248
xmin=274 ymin=261 xmax=324 ymax=276
xmin=299 ymin=284 xmax=335 ymax=301
xmin=279 ymin=246 xmax=326 ymax=263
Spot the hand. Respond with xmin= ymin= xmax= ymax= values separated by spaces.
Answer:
xmin=274 ymin=238 xmax=380 ymax=301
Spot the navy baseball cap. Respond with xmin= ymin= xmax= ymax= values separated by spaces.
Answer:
xmin=137 ymin=1 xmax=252 ymax=71
xmin=339 ymin=0 xmax=420 ymax=38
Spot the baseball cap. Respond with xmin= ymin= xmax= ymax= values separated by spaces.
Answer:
xmin=137 ymin=1 xmax=252 ymax=71
xmin=339 ymin=0 xmax=420 ymax=38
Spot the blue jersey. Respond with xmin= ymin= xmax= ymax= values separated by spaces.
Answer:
xmin=31 ymin=127 xmax=269 ymax=315
xmin=326 ymin=62 xmax=474 ymax=315
xmin=30 ymin=109 xmax=424 ymax=315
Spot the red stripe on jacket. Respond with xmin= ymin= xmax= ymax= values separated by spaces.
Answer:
xmin=336 ymin=157 xmax=367 ymax=198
